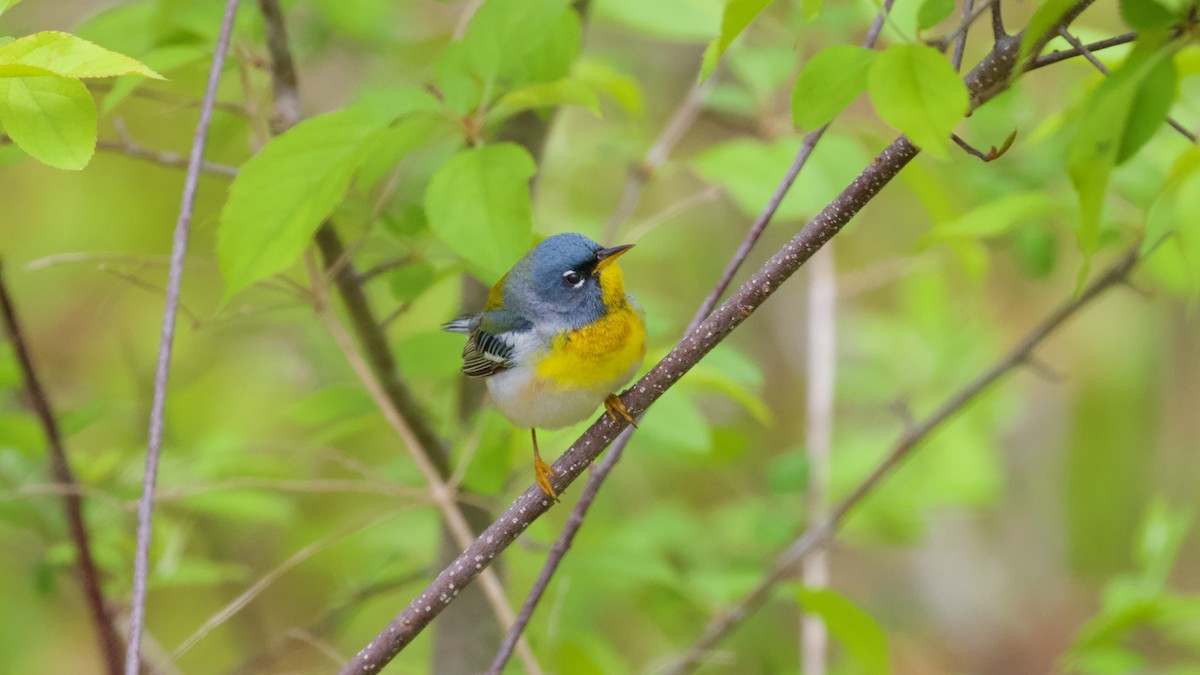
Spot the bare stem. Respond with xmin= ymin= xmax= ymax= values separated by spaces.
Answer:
xmin=0 ymin=263 xmax=124 ymax=675
xmin=662 ymin=245 xmax=1140 ymax=674
xmin=1026 ymin=32 xmax=1136 ymax=70
xmin=125 ymin=2 xmax=242 ymax=673
xmin=952 ymin=0 xmax=975 ymax=71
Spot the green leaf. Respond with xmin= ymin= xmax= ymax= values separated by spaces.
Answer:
xmin=424 ymin=143 xmax=537 ymax=278
xmin=1067 ymin=34 xmax=1177 ymax=257
xmin=927 ymin=191 xmax=1069 ymax=240
xmin=1174 ymin=171 xmax=1200 ymax=294
xmin=217 ymin=107 xmax=394 ymax=299
xmin=767 ymin=450 xmax=808 ymax=494
xmin=1119 ymin=0 xmax=1179 ymax=29
xmin=795 ymin=588 xmax=891 ymax=675
xmin=0 ymin=32 xmax=162 ymax=79
xmin=575 ymin=60 xmax=645 ymax=116
xmin=0 ymin=71 xmax=96 ymax=170
xmin=492 ymin=77 xmax=600 ymax=121
xmin=388 ymin=261 xmax=439 ymax=302
xmin=699 ymin=0 xmax=774 ymax=81
xmin=1019 ymin=0 xmax=1078 ymax=67
xmin=0 ymin=0 xmax=24 ymax=16
xmin=801 ymin=0 xmax=823 ymax=21
xmin=461 ymin=0 xmax=572 ymax=81
xmin=867 ymin=44 xmax=968 ymax=159
xmin=593 ymin=0 xmax=724 ymax=41
xmin=917 ymin=0 xmax=956 ymax=29
xmin=792 ymin=45 xmax=877 ymax=131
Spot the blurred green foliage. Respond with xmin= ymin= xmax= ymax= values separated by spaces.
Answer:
xmin=1 ymin=0 xmax=1199 ymax=673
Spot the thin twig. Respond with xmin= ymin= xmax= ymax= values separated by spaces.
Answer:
xmin=938 ymin=0 xmax=994 ymax=51
xmin=1026 ymin=32 xmax=1136 ymax=70
xmin=991 ymin=0 xmax=1006 ymax=39
xmin=0 ymin=262 xmax=124 ymax=675
xmin=124 ymin=2 xmax=242 ymax=673
xmin=662 ymin=245 xmax=1141 ymax=674
xmin=602 ymin=77 xmax=716 ymax=242
xmin=95 ymin=139 xmax=239 ymax=177
xmin=167 ymin=511 xmax=396 ymax=663
xmin=951 ymin=0 xmax=976 ymax=71
xmin=1057 ymin=28 xmax=1197 ymax=144
xmin=801 ymin=247 xmax=836 ymax=675
xmin=491 ymin=4 xmax=895 ymax=671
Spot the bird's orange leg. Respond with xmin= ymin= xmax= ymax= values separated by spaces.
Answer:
xmin=604 ymin=393 xmax=636 ymax=427
xmin=531 ymin=429 xmax=558 ymax=501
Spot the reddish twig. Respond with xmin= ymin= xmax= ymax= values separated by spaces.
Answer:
xmin=0 ymin=263 xmax=124 ymax=675
xmin=124 ymin=1 xmax=242 ymax=673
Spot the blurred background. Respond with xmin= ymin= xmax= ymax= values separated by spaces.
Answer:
xmin=1 ymin=0 xmax=1198 ymax=673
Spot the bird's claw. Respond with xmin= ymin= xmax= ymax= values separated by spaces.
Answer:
xmin=534 ymin=455 xmax=558 ymax=501
xmin=604 ymin=394 xmax=636 ymax=428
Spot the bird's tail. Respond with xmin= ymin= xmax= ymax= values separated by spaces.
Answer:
xmin=441 ymin=316 xmax=476 ymax=333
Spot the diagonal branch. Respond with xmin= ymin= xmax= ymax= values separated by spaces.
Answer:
xmin=0 ymin=263 xmax=124 ymax=675
xmin=341 ymin=4 xmax=1096 ymax=667
xmin=1026 ymin=32 xmax=1136 ymax=70
xmin=663 ymin=244 xmax=1142 ymax=674
xmin=124 ymin=2 xmax=242 ymax=673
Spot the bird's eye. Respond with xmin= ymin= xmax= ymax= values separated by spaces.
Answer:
xmin=562 ymin=270 xmax=584 ymax=287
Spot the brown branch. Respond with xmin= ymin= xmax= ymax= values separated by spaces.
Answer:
xmin=1056 ymin=28 xmax=1197 ymax=144
xmin=952 ymin=0 xmax=976 ymax=71
xmin=95 ymin=139 xmax=239 ymax=177
xmin=1026 ymin=32 xmax=1136 ymax=70
xmin=124 ymin=2 xmax=242 ymax=673
xmin=991 ymin=0 xmax=1007 ymax=39
xmin=663 ymin=244 xmax=1141 ymax=674
xmin=0 ymin=263 xmax=124 ymax=675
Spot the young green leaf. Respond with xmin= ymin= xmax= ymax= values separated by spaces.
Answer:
xmin=425 ymin=143 xmax=537 ymax=278
xmin=927 ymin=191 xmax=1068 ymax=240
xmin=868 ymin=44 xmax=968 ymax=158
xmin=699 ymin=0 xmax=774 ymax=81
xmin=917 ymin=0 xmax=956 ymax=29
xmin=0 ymin=0 xmax=24 ymax=16
xmin=575 ymin=60 xmax=645 ymax=116
xmin=492 ymin=78 xmax=600 ymax=122
xmin=0 ymin=32 xmax=162 ymax=79
xmin=461 ymin=0 xmax=572 ymax=81
xmin=792 ymin=45 xmax=877 ymax=130
xmin=795 ymin=588 xmax=890 ymax=675
xmin=0 ymin=71 xmax=96 ymax=170
xmin=218 ymin=107 xmax=395 ymax=299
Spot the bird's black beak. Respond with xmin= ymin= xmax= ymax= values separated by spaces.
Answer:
xmin=594 ymin=244 xmax=634 ymax=274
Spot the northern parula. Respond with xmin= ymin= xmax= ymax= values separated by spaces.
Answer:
xmin=443 ymin=233 xmax=646 ymax=499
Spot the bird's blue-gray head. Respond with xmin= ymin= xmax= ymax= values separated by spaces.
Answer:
xmin=501 ymin=233 xmax=634 ymax=329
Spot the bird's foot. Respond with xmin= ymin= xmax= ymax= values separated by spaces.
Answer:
xmin=534 ymin=454 xmax=558 ymax=501
xmin=604 ymin=394 xmax=637 ymax=428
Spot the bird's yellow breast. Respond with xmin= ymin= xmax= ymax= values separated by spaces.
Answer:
xmin=534 ymin=262 xmax=645 ymax=389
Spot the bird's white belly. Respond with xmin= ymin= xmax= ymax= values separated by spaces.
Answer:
xmin=486 ymin=361 xmax=637 ymax=430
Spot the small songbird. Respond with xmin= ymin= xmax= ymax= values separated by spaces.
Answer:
xmin=443 ymin=233 xmax=646 ymax=499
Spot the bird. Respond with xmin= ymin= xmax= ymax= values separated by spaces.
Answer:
xmin=443 ymin=233 xmax=646 ymax=500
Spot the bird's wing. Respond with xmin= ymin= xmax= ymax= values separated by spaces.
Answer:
xmin=456 ymin=310 xmax=532 ymax=378
xmin=461 ymin=329 xmax=515 ymax=377
xmin=442 ymin=315 xmax=478 ymax=334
